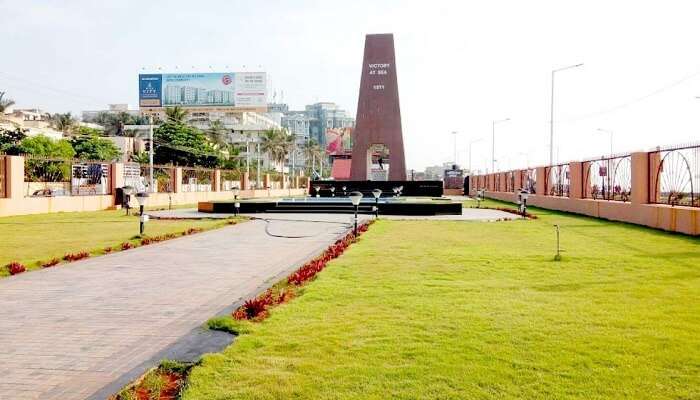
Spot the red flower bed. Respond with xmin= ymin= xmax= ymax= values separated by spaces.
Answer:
xmin=233 ymin=221 xmax=373 ymax=321
xmin=41 ymin=258 xmax=60 ymax=268
xmin=6 ymin=262 xmax=26 ymax=275
xmin=121 ymin=242 xmax=135 ymax=250
xmin=62 ymin=251 xmax=90 ymax=262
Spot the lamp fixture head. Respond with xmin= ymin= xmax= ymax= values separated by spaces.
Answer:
xmin=349 ymin=191 xmax=363 ymax=206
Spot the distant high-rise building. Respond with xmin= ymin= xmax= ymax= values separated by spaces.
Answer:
xmin=268 ymin=103 xmax=289 ymax=113
xmin=304 ymin=102 xmax=354 ymax=146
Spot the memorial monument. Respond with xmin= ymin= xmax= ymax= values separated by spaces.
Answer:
xmin=350 ymin=33 xmax=407 ymax=181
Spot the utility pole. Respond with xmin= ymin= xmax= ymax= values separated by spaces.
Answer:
xmin=451 ymin=131 xmax=458 ymax=166
xmin=549 ymin=63 xmax=584 ymax=166
xmin=492 ymin=118 xmax=510 ymax=173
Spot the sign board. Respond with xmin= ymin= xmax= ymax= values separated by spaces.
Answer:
xmin=139 ymin=72 xmax=266 ymax=109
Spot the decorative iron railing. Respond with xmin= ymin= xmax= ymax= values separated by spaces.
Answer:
xmin=220 ymin=169 xmax=242 ymax=191
xmin=545 ymin=164 xmax=570 ymax=197
xmin=525 ymin=168 xmax=536 ymax=194
xmin=181 ymin=167 xmax=214 ymax=192
xmin=24 ymin=156 xmax=111 ymax=197
xmin=649 ymin=143 xmax=700 ymax=207
xmin=582 ymin=155 xmax=631 ymax=202
xmin=505 ymin=171 xmax=515 ymax=192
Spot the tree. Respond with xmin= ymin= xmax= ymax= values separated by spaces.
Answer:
xmin=153 ymin=120 xmax=220 ymax=167
xmin=49 ymin=113 xmax=77 ymax=135
xmin=19 ymin=135 xmax=75 ymax=158
xmin=260 ymin=129 xmax=294 ymax=172
xmin=165 ymin=106 xmax=188 ymax=124
xmin=0 ymin=127 xmax=27 ymax=154
xmin=302 ymin=138 xmax=324 ymax=176
xmin=205 ymin=119 xmax=228 ymax=148
xmin=0 ymin=91 xmax=15 ymax=113
xmin=87 ymin=111 xmax=149 ymax=136
xmin=71 ymin=136 xmax=122 ymax=161
xmin=130 ymin=151 xmax=149 ymax=164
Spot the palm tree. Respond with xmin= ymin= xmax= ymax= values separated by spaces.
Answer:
xmin=206 ymin=119 xmax=228 ymax=148
xmin=302 ymin=138 xmax=324 ymax=176
xmin=165 ymin=106 xmax=188 ymax=124
xmin=0 ymin=91 xmax=15 ymax=113
xmin=50 ymin=113 xmax=76 ymax=135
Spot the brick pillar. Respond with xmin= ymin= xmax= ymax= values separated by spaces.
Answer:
xmin=213 ymin=169 xmax=221 ymax=192
xmin=241 ymin=172 xmax=249 ymax=190
xmin=569 ymin=161 xmax=583 ymax=199
xmin=174 ymin=167 xmax=183 ymax=193
xmin=536 ymin=166 xmax=546 ymax=195
xmin=632 ymin=151 xmax=651 ymax=205
xmin=263 ymin=173 xmax=270 ymax=189
xmin=6 ymin=155 xmax=24 ymax=199
xmin=111 ymin=163 xmax=124 ymax=194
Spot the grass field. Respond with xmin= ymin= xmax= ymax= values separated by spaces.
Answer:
xmin=183 ymin=200 xmax=700 ymax=399
xmin=0 ymin=209 xmax=237 ymax=277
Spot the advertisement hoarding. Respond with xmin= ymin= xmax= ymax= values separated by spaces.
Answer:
xmin=325 ymin=127 xmax=353 ymax=155
xmin=138 ymin=72 xmax=266 ymax=109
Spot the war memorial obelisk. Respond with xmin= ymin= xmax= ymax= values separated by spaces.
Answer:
xmin=350 ymin=33 xmax=407 ymax=181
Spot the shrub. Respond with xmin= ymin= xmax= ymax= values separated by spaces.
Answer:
xmin=207 ymin=316 xmax=251 ymax=335
xmin=41 ymin=258 xmax=60 ymax=268
xmin=6 ymin=262 xmax=26 ymax=275
xmin=103 ymin=246 xmax=113 ymax=253
xmin=62 ymin=251 xmax=90 ymax=262
xmin=121 ymin=242 xmax=134 ymax=250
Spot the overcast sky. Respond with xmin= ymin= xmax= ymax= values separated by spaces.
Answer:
xmin=2 ymin=0 xmax=700 ymax=171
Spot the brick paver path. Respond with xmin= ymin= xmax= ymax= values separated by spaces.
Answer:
xmin=0 ymin=215 xmax=362 ymax=400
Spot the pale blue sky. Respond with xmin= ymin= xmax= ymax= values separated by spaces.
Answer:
xmin=2 ymin=0 xmax=700 ymax=170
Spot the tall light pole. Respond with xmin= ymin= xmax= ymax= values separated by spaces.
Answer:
xmin=596 ymin=128 xmax=613 ymax=157
xmin=468 ymin=138 xmax=483 ymax=174
xmin=550 ymin=63 xmax=584 ymax=166
xmin=492 ymin=118 xmax=510 ymax=172
xmin=451 ymin=131 xmax=458 ymax=166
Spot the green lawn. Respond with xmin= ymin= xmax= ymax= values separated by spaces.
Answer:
xmin=0 ymin=209 xmax=238 ymax=277
xmin=183 ymin=201 xmax=700 ymax=399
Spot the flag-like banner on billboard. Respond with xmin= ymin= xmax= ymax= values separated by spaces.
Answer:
xmin=138 ymin=72 xmax=266 ymax=108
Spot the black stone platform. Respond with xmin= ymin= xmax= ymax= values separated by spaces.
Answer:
xmin=199 ymin=198 xmax=462 ymax=216
xmin=307 ymin=180 xmax=443 ymax=197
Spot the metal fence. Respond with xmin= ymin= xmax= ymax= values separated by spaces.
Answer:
xmin=582 ymin=155 xmax=631 ymax=202
xmin=24 ymin=156 xmax=111 ymax=197
xmin=545 ymin=164 xmax=570 ymax=197
xmin=525 ymin=168 xmax=537 ymax=194
xmin=220 ymin=169 xmax=242 ymax=191
xmin=181 ymin=167 xmax=214 ymax=192
xmin=649 ymin=143 xmax=700 ymax=207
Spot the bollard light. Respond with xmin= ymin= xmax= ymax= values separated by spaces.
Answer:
xmin=554 ymin=224 xmax=562 ymax=261
xmin=330 ymin=186 xmax=336 ymax=197
xmin=314 ymin=185 xmax=321 ymax=198
xmin=372 ymin=188 xmax=382 ymax=218
xmin=342 ymin=186 xmax=347 ymax=196
xmin=135 ymin=192 xmax=150 ymax=235
xmin=349 ymin=191 xmax=363 ymax=236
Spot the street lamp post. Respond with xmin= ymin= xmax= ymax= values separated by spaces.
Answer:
xmin=468 ymin=138 xmax=483 ymax=174
xmin=492 ymin=118 xmax=510 ymax=172
xmin=348 ymin=191 xmax=363 ymax=236
xmin=372 ymin=189 xmax=382 ymax=218
xmin=454 ymin=131 xmax=458 ymax=166
xmin=135 ymin=192 xmax=149 ymax=235
xmin=550 ymin=63 xmax=584 ymax=166
xmin=232 ymin=187 xmax=240 ymax=216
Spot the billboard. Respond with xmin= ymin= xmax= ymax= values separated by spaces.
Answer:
xmin=138 ymin=72 xmax=266 ymax=109
xmin=325 ymin=127 xmax=353 ymax=155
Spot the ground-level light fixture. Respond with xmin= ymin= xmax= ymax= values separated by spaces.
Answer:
xmin=372 ymin=188 xmax=382 ymax=218
xmin=349 ymin=191 xmax=363 ymax=236
xmin=314 ymin=185 xmax=321 ymax=198
xmin=135 ymin=192 xmax=150 ymax=235
xmin=342 ymin=186 xmax=347 ymax=196
xmin=330 ymin=186 xmax=335 ymax=197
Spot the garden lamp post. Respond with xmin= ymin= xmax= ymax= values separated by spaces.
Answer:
xmin=372 ymin=188 xmax=382 ymax=218
xmin=232 ymin=187 xmax=240 ymax=216
xmin=349 ymin=191 xmax=363 ymax=236
xmin=135 ymin=192 xmax=149 ymax=235
xmin=492 ymin=118 xmax=510 ymax=173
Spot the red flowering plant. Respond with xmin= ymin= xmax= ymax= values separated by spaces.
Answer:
xmin=6 ymin=262 xmax=26 ymax=275
xmin=62 ymin=251 xmax=90 ymax=262
xmin=41 ymin=258 xmax=60 ymax=268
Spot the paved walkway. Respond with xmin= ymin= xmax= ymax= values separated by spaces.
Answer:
xmin=0 ymin=215 xmax=367 ymax=400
